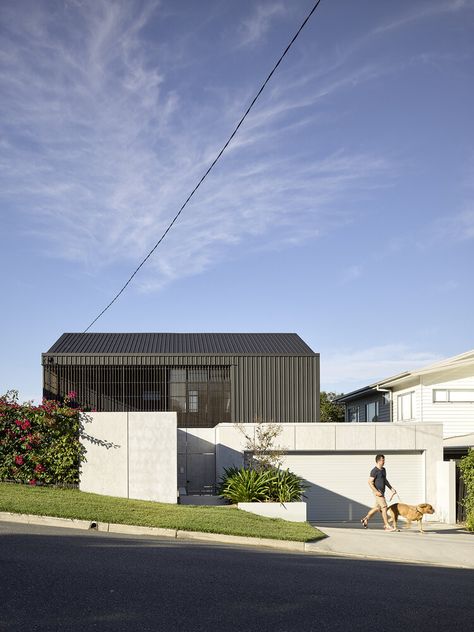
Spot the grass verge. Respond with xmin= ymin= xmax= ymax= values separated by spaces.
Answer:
xmin=0 ymin=483 xmax=325 ymax=543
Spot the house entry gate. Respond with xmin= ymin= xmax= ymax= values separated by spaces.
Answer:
xmin=178 ymin=428 xmax=217 ymax=494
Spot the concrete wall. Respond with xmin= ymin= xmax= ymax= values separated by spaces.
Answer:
xmin=436 ymin=460 xmax=457 ymax=524
xmin=80 ymin=412 xmax=177 ymax=504
xmin=79 ymin=417 xmax=447 ymax=521
xmin=238 ymin=502 xmax=307 ymax=522
xmin=215 ymin=422 xmax=444 ymax=514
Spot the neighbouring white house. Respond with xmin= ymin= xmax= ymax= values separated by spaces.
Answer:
xmin=335 ymin=348 xmax=474 ymax=447
xmin=336 ymin=349 xmax=474 ymax=522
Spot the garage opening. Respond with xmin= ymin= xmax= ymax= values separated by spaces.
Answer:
xmin=281 ymin=451 xmax=425 ymax=522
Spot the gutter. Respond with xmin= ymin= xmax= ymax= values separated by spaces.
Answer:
xmin=375 ymin=384 xmax=393 ymax=423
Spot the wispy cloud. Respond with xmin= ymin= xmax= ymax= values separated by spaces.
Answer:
xmin=436 ymin=280 xmax=460 ymax=292
xmin=430 ymin=209 xmax=474 ymax=244
xmin=372 ymin=0 xmax=473 ymax=35
xmin=236 ymin=2 xmax=286 ymax=48
xmin=0 ymin=0 xmax=395 ymax=294
xmin=340 ymin=265 xmax=363 ymax=285
xmin=321 ymin=345 xmax=442 ymax=393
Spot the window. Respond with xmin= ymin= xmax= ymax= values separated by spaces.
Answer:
xmin=397 ymin=392 xmax=414 ymax=421
xmin=169 ymin=368 xmax=186 ymax=412
xmin=188 ymin=390 xmax=198 ymax=412
xmin=433 ymin=389 xmax=474 ymax=403
xmin=366 ymin=402 xmax=378 ymax=422
xmin=347 ymin=406 xmax=359 ymax=422
xmin=142 ymin=391 xmax=160 ymax=402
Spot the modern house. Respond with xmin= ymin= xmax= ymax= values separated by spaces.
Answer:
xmin=42 ymin=332 xmax=320 ymax=428
xmin=44 ymin=333 xmax=453 ymax=522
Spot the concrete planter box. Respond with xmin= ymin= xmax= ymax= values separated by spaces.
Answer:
xmin=238 ymin=502 xmax=307 ymax=523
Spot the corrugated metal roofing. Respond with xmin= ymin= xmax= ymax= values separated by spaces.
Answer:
xmin=46 ymin=333 xmax=316 ymax=356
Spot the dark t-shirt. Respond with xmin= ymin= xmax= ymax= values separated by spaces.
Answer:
xmin=370 ymin=466 xmax=390 ymax=494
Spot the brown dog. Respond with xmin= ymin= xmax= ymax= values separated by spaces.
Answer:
xmin=387 ymin=503 xmax=435 ymax=533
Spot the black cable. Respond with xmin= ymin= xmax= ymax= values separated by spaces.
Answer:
xmin=84 ymin=0 xmax=324 ymax=332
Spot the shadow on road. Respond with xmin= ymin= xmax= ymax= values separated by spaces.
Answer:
xmin=0 ymin=523 xmax=473 ymax=632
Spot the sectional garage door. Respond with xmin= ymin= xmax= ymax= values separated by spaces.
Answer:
xmin=281 ymin=451 xmax=425 ymax=522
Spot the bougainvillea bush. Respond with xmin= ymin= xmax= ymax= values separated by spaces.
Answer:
xmin=0 ymin=390 xmax=87 ymax=486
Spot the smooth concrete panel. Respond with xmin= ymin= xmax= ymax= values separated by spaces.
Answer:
xmin=415 ymin=423 xmax=444 ymax=452
xmin=335 ymin=424 xmax=376 ymax=450
xmin=183 ymin=427 xmax=216 ymax=454
xmin=295 ymin=424 xmax=336 ymax=450
xmin=79 ymin=412 xmax=128 ymax=498
xmin=177 ymin=428 xmax=187 ymax=453
xmin=415 ymin=423 xmax=443 ymax=506
xmin=215 ymin=424 xmax=249 ymax=477
xmin=215 ymin=443 xmax=245 ymax=478
xmin=217 ymin=424 xmax=254 ymax=452
xmin=238 ymin=502 xmax=307 ymax=523
xmin=128 ymin=412 xmax=177 ymax=504
xmin=436 ymin=460 xmax=456 ymax=524
xmin=375 ymin=424 xmax=417 ymax=450
xmin=274 ymin=425 xmax=296 ymax=451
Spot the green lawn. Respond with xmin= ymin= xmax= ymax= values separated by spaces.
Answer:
xmin=0 ymin=483 xmax=325 ymax=543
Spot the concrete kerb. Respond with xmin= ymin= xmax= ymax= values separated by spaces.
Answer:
xmin=2 ymin=512 xmax=472 ymax=567
xmin=0 ymin=512 xmax=93 ymax=531
xmin=175 ymin=529 xmax=306 ymax=552
xmin=0 ymin=512 xmax=307 ymax=552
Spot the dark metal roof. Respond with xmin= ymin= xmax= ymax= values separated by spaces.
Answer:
xmin=46 ymin=333 xmax=316 ymax=356
xmin=334 ymin=386 xmax=377 ymax=403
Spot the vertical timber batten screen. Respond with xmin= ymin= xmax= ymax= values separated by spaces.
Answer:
xmin=43 ymin=361 xmax=231 ymax=428
xmin=42 ymin=347 xmax=319 ymax=427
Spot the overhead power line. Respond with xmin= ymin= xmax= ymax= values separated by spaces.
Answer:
xmin=84 ymin=0 xmax=324 ymax=332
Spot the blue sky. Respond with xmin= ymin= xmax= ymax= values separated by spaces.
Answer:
xmin=1 ymin=0 xmax=473 ymax=402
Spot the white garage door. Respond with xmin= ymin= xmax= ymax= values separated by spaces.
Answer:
xmin=281 ymin=452 xmax=425 ymax=522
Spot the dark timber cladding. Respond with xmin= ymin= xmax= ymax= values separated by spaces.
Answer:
xmin=42 ymin=333 xmax=319 ymax=427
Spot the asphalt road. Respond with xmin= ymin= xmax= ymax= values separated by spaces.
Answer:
xmin=1 ymin=522 xmax=473 ymax=632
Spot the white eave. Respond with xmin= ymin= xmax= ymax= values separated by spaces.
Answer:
xmin=443 ymin=433 xmax=474 ymax=448
xmin=370 ymin=349 xmax=474 ymax=390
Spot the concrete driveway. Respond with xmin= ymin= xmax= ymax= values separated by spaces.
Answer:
xmin=308 ymin=522 xmax=474 ymax=568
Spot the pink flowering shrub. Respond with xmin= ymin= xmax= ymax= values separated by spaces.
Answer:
xmin=0 ymin=390 xmax=86 ymax=485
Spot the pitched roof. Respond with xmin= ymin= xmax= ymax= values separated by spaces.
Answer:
xmin=377 ymin=348 xmax=474 ymax=387
xmin=337 ymin=348 xmax=474 ymax=399
xmin=45 ymin=332 xmax=316 ymax=356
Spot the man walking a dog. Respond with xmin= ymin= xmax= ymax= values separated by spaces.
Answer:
xmin=361 ymin=454 xmax=397 ymax=531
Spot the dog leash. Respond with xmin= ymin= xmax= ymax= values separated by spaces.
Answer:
xmin=389 ymin=490 xmax=401 ymax=504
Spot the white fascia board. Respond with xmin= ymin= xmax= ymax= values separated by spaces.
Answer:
xmin=370 ymin=351 xmax=474 ymax=389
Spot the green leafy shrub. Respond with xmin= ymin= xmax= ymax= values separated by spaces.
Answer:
xmin=218 ymin=467 xmax=273 ymax=503
xmin=0 ymin=390 xmax=87 ymax=486
xmin=267 ymin=468 xmax=308 ymax=503
xmin=459 ymin=448 xmax=474 ymax=531
xmin=219 ymin=466 xmax=307 ymax=504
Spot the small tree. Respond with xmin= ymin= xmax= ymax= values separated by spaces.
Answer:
xmin=459 ymin=449 xmax=474 ymax=531
xmin=234 ymin=418 xmax=285 ymax=471
xmin=320 ymin=391 xmax=345 ymax=423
